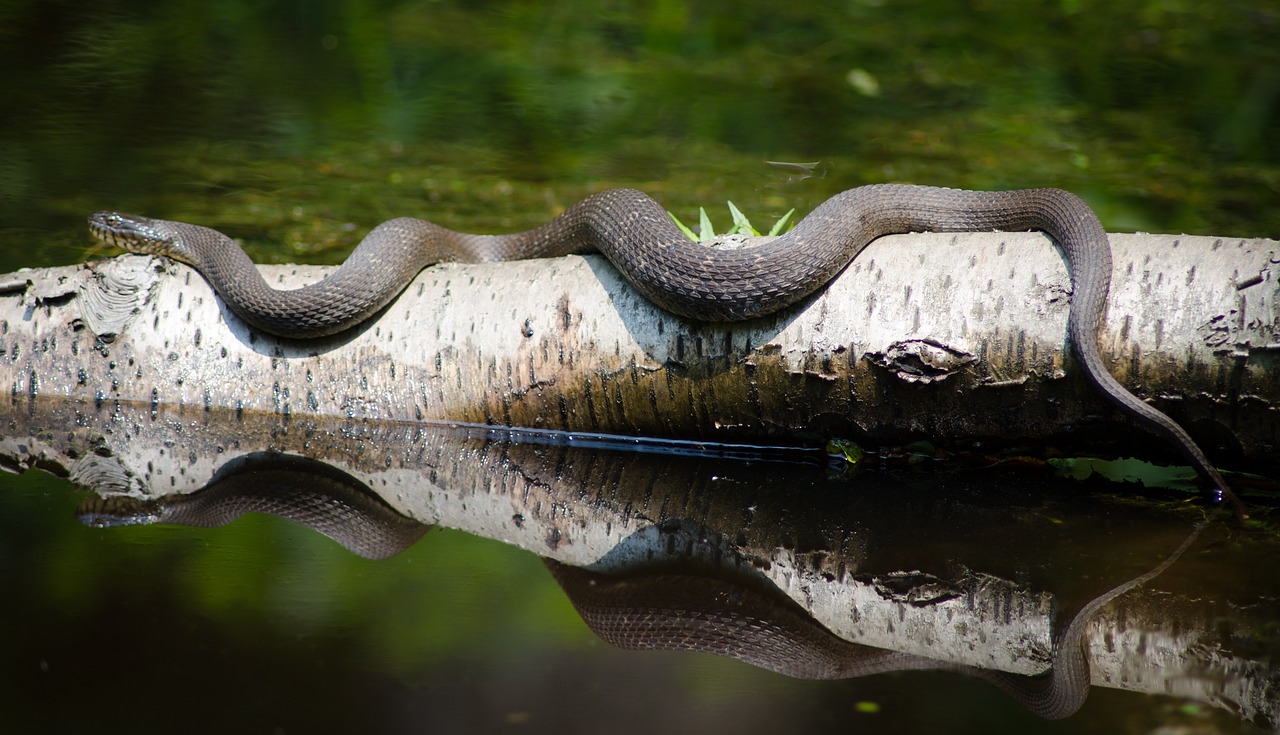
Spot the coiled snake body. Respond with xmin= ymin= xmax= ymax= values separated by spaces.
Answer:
xmin=87 ymin=185 xmax=1240 ymax=512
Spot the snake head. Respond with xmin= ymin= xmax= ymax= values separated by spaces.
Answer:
xmin=76 ymin=495 xmax=165 ymax=528
xmin=88 ymin=211 xmax=191 ymax=263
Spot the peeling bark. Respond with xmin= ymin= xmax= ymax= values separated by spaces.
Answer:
xmin=1 ymin=231 xmax=1277 ymax=466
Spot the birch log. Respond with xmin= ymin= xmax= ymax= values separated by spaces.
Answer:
xmin=1 ymin=231 xmax=1277 ymax=465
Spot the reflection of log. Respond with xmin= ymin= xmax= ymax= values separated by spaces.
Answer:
xmin=69 ymin=450 xmax=1203 ymax=719
xmin=2 ymin=231 xmax=1278 ymax=466
xmin=544 ymin=522 xmax=1206 ymax=720
xmin=2 ymin=397 xmax=1277 ymax=726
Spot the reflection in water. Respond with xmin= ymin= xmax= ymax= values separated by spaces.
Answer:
xmin=548 ymin=525 xmax=1203 ymax=721
xmin=76 ymin=449 xmax=1230 ymax=722
xmin=78 ymin=452 xmax=430 ymax=560
xmin=3 ymin=390 xmax=1273 ymax=729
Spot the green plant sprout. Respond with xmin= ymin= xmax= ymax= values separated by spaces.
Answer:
xmin=825 ymin=437 xmax=865 ymax=465
xmin=669 ymin=202 xmax=795 ymax=242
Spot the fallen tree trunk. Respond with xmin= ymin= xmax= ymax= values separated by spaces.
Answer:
xmin=2 ymin=231 xmax=1277 ymax=465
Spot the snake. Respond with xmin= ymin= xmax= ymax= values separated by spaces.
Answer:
xmin=76 ymin=450 xmax=1205 ymax=720
xmin=86 ymin=185 xmax=1243 ymax=516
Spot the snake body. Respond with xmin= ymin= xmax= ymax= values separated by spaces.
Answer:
xmin=87 ymin=185 xmax=1239 ymax=512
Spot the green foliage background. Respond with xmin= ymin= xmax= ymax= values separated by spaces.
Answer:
xmin=1 ymin=0 xmax=1276 ymax=269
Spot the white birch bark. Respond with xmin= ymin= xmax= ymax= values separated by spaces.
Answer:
xmin=2 ymin=231 xmax=1276 ymax=462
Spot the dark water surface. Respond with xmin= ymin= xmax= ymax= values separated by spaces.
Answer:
xmin=2 ymin=1 xmax=1278 ymax=732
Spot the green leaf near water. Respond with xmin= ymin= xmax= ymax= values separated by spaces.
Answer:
xmin=767 ymin=208 xmax=795 ymax=236
xmin=725 ymin=201 xmax=759 ymax=236
xmin=668 ymin=211 xmax=699 ymax=241
xmin=826 ymin=438 xmax=864 ymax=465
xmin=698 ymin=207 xmax=714 ymax=242
xmin=670 ymin=204 xmax=796 ymax=241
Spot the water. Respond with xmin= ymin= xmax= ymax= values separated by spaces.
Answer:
xmin=1 ymin=1 xmax=1277 ymax=732
xmin=2 ymin=400 xmax=1276 ymax=733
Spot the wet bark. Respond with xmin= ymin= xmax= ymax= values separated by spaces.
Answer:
xmin=1 ymin=231 xmax=1277 ymax=465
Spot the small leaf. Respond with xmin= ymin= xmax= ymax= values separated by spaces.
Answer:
xmin=767 ymin=208 xmax=795 ymax=236
xmin=725 ymin=201 xmax=759 ymax=236
xmin=668 ymin=211 xmax=698 ymax=241
xmin=698 ymin=207 xmax=714 ymax=242
xmin=826 ymin=438 xmax=864 ymax=465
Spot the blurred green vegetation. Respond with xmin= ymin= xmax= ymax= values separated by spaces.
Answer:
xmin=1 ymin=0 xmax=1276 ymax=269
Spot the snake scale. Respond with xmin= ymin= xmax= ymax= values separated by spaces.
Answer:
xmin=87 ymin=185 xmax=1242 ymax=514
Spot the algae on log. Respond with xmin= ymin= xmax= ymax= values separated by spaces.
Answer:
xmin=1 ymin=230 xmax=1277 ymax=466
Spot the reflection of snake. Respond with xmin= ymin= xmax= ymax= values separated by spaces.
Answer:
xmin=76 ymin=450 xmax=1203 ymax=720
xmin=87 ymin=185 xmax=1241 ymax=513
xmin=76 ymin=452 xmax=429 ymax=559
xmin=548 ymin=522 xmax=1203 ymax=720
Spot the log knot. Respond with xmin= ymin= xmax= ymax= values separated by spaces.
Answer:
xmin=865 ymin=339 xmax=976 ymax=384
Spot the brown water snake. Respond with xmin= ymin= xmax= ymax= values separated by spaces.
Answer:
xmin=86 ymin=185 xmax=1242 ymax=514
